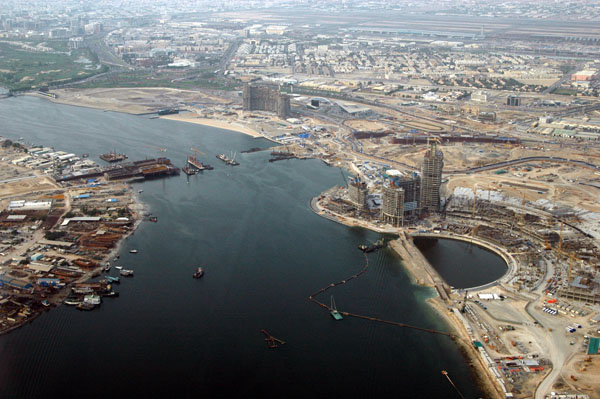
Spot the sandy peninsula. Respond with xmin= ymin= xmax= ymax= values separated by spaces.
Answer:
xmin=159 ymin=113 xmax=263 ymax=138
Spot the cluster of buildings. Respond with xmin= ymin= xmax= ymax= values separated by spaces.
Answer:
xmin=345 ymin=140 xmax=443 ymax=226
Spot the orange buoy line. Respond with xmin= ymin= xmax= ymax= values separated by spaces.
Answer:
xmin=309 ymin=253 xmax=455 ymax=338
xmin=442 ymin=370 xmax=466 ymax=399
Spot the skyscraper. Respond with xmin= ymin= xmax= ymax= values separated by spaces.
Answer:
xmin=381 ymin=183 xmax=405 ymax=226
xmin=381 ymin=172 xmax=421 ymax=226
xmin=347 ymin=177 xmax=368 ymax=212
xmin=420 ymin=140 xmax=444 ymax=213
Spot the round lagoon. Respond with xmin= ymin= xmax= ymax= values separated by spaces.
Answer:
xmin=414 ymin=237 xmax=508 ymax=289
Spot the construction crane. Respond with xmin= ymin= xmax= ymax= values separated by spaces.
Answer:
xmin=557 ymin=220 xmax=565 ymax=261
xmin=191 ymin=147 xmax=206 ymax=156
xmin=190 ymin=147 xmax=205 ymax=162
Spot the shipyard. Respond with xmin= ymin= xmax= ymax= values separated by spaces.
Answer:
xmin=0 ymin=138 xmax=174 ymax=331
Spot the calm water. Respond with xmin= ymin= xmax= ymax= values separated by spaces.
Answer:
xmin=414 ymin=237 xmax=508 ymax=289
xmin=0 ymin=96 xmax=484 ymax=398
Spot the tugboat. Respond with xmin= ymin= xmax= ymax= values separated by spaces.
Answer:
xmin=358 ymin=238 xmax=386 ymax=253
xmin=193 ymin=267 xmax=205 ymax=278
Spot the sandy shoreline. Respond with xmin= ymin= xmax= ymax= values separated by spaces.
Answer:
xmin=159 ymin=113 xmax=263 ymax=138
xmin=390 ymin=235 xmax=504 ymax=399
xmin=28 ymin=91 xmax=268 ymax=140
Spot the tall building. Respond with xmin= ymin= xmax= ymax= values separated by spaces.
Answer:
xmin=347 ymin=177 xmax=368 ymax=212
xmin=507 ymin=95 xmax=521 ymax=106
xmin=420 ymin=140 xmax=444 ymax=213
xmin=243 ymin=84 xmax=290 ymax=118
xmin=381 ymin=173 xmax=421 ymax=226
xmin=381 ymin=183 xmax=405 ymax=226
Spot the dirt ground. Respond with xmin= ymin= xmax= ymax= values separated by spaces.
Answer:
xmin=561 ymin=354 xmax=600 ymax=398
xmin=46 ymin=87 xmax=230 ymax=114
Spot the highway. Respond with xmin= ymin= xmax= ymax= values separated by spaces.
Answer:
xmin=447 ymin=155 xmax=600 ymax=174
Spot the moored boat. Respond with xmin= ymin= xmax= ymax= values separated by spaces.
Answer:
xmin=120 ymin=269 xmax=134 ymax=277
xmin=64 ymin=298 xmax=82 ymax=306
xmin=76 ymin=302 xmax=96 ymax=311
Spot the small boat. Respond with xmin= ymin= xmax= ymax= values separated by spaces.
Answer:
xmin=129 ymin=249 xmax=138 ymax=254
xmin=120 ymin=269 xmax=134 ymax=277
xmin=76 ymin=302 xmax=96 ymax=311
xmin=138 ymin=189 xmax=144 ymax=193
xmin=115 ymin=266 xmax=123 ymax=270
xmin=64 ymin=298 xmax=82 ymax=306
xmin=149 ymin=216 xmax=158 ymax=222
xmin=105 ymin=276 xmax=120 ymax=284
xmin=41 ymin=300 xmax=51 ymax=307
xmin=330 ymin=296 xmax=343 ymax=320
xmin=193 ymin=267 xmax=204 ymax=279
xmin=103 ymin=291 xmax=119 ymax=297
xmin=102 ymin=263 xmax=111 ymax=272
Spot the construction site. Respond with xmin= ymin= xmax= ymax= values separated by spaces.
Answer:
xmin=307 ymin=134 xmax=600 ymax=398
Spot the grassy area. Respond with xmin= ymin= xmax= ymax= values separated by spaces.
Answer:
xmin=551 ymin=87 xmax=579 ymax=96
xmin=74 ymin=70 xmax=239 ymax=91
xmin=0 ymin=41 xmax=106 ymax=91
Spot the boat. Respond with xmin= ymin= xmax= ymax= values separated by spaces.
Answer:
xmin=76 ymin=302 xmax=96 ymax=311
xmin=129 ymin=249 xmax=138 ymax=254
xmin=120 ymin=269 xmax=134 ymax=277
xmin=102 ymin=263 xmax=111 ymax=272
xmin=64 ymin=297 xmax=82 ymax=306
xmin=330 ymin=296 xmax=343 ymax=320
xmin=41 ymin=300 xmax=51 ymax=307
xmin=138 ymin=189 xmax=144 ymax=193
xmin=115 ymin=266 xmax=123 ymax=270
xmin=157 ymin=108 xmax=179 ymax=116
xmin=358 ymin=238 xmax=386 ymax=253
xmin=187 ymin=155 xmax=214 ymax=171
xmin=99 ymin=151 xmax=127 ymax=163
xmin=103 ymin=291 xmax=119 ymax=297
xmin=84 ymin=294 xmax=102 ymax=305
xmin=182 ymin=165 xmax=198 ymax=175
xmin=149 ymin=216 xmax=158 ymax=222
xmin=216 ymin=153 xmax=239 ymax=166
xmin=193 ymin=267 xmax=204 ymax=279
xmin=105 ymin=276 xmax=120 ymax=284
xmin=73 ymin=258 xmax=99 ymax=268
